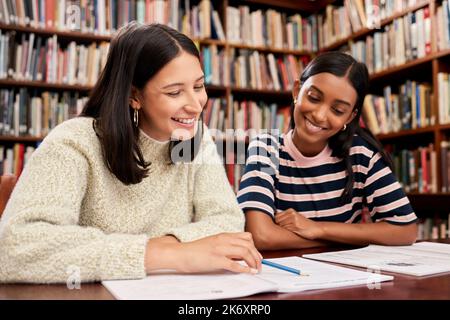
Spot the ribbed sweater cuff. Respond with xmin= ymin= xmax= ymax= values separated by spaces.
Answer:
xmin=99 ymin=234 xmax=148 ymax=280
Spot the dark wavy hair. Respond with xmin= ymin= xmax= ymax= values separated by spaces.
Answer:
xmin=80 ymin=22 xmax=203 ymax=185
xmin=290 ymin=51 xmax=393 ymax=203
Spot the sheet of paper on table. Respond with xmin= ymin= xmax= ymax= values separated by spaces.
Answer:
xmin=102 ymin=256 xmax=393 ymax=300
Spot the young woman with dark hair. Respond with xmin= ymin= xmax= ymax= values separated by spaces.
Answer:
xmin=238 ymin=51 xmax=417 ymax=250
xmin=0 ymin=23 xmax=261 ymax=283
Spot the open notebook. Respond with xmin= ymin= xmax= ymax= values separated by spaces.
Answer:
xmin=303 ymin=242 xmax=450 ymax=277
xmin=102 ymin=256 xmax=393 ymax=300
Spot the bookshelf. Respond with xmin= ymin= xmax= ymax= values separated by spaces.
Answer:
xmin=318 ymin=1 xmax=431 ymax=52
xmin=0 ymin=0 xmax=449 ymax=237
xmin=0 ymin=0 xmax=319 ymax=178
xmin=314 ymin=0 xmax=450 ymax=239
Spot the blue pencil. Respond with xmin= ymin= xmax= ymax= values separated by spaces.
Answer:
xmin=261 ymin=259 xmax=302 ymax=276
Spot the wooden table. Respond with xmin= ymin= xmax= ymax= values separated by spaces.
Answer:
xmin=1 ymin=242 xmax=449 ymax=300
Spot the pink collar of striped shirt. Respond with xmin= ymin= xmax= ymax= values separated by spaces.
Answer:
xmin=284 ymin=130 xmax=332 ymax=166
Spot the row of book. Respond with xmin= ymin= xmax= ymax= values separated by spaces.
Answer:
xmin=387 ymin=144 xmax=438 ymax=194
xmin=0 ymin=0 xmax=319 ymax=50
xmin=0 ymin=31 xmax=110 ymax=85
xmin=369 ymin=0 xmax=424 ymax=21
xmin=0 ymin=143 xmax=36 ymax=177
xmin=2 ymin=4 xmax=446 ymax=89
xmin=201 ymin=44 xmax=228 ymax=86
xmin=440 ymin=140 xmax=450 ymax=193
xmin=317 ymin=2 xmax=353 ymax=50
xmin=203 ymin=97 xmax=291 ymax=135
xmin=318 ymin=0 xmax=424 ymax=49
xmin=0 ymin=88 xmax=292 ymax=139
xmin=0 ymin=30 xmax=308 ymax=90
xmin=229 ymin=49 xmax=307 ymax=91
xmin=2 ymin=0 xmax=443 ymax=59
xmin=0 ymin=0 xmax=226 ymax=41
xmin=347 ymin=7 xmax=431 ymax=74
xmin=437 ymin=72 xmax=450 ymax=125
xmin=226 ymin=5 xmax=317 ymax=52
xmin=362 ymin=81 xmax=434 ymax=135
xmin=417 ymin=215 xmax=450 ymax=240
xmin=0 ymin=88 xmax=86 ymax=136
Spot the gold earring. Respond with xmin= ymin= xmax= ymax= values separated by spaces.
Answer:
xmin=342 ymin=124 xmax=347 ymax=131
xmin=133 ymin=109 xmax=139 ymax=127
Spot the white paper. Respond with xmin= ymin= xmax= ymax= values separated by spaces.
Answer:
xmin=102 ymin=257 xmax=393 ymax=300
xmin=256 ymin=257 xmax=393 ymax=293
xmin=102 ymin=271 xmax=277 ymax=300
xmin=303 ymin=242 xmax=450 ymax=277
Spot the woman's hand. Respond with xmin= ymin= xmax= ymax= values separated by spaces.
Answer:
xmin=275 ymin=209 xmax=324 ymax=240
xmin=145 ymin=232 xmax=262 ymax=274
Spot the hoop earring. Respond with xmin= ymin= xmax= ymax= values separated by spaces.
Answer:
xmin=133 ymin=109 xmax=139 ymax=127
xmin=342 ymin=124 xmax=347 ymax=131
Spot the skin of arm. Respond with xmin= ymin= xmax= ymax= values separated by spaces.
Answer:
xmin=245 ymin=210 xmax=329 ymax=250
xmin=144 ymin=232 xmax=263 ymax=274
xmin=275 ymin=208 xmax=418 ymax=246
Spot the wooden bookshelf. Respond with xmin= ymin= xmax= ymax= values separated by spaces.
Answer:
xmin=245 ymin=0 xmax=335 ymax=12
xmin=407 ymin=192 xmax=450 ymax=212
xmin=228 ymin=43 xmax=311 ymax=56
xmin=367 ymin=48 xmax=450 ymax=82
xmin=319 ymin=0 xmax=430 ymax=52
xmin=0 ymin=135 xmax=43 ymax=142
xmin=1 ymin=0 xmax=450 ymax=215
xmin=0 ymin=22 xmax=112 ymax=42
xmin=0 ymin=79 xmax=92 ymax=91
xmin=0 ymin=0 xmax=317 ymax=182
xmin=205 ymin=85 xmax=228 ymax=95
xmin=377 ymin=123 xmax=450 ymax=141
xmin=0 ymin=22 xmax=229 ymax=46
xmin=230 ymin=87 xmax=292 ymax=96
xmin=377 ymin=126 xmax=437 ymax=141
xmin=193 ymin=38 xmax=227 ymax=46
xmin=315 ymin=0 xmax=450 ymax=215
xmin=369 ymin=54 xmax=435 ymax=81
xmin=0 ymin=80 xmax=230 ymax=95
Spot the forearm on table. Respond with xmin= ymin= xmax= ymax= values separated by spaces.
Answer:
xmin=248 ymin=222 xmax=327 ymax=250
xmin=317 ymin=221 xmax=418 ymax=246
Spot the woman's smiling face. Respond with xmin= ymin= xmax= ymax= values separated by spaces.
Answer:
xmin=134 ymin=51 xmax=207 ymax=142
xmin=292 ymin=72 xmax=358 ymax=156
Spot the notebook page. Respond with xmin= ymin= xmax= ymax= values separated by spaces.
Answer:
xmin=256 ymin=257 xmax=393 ymax=293
xmin=303 ymin=242 xmax=450 ymax=277
xmin=102 ymin=271 xmax=277 ymax=300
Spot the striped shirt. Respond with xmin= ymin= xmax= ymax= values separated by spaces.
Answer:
xmin=237 ymin=130 xmax=417 ymax=225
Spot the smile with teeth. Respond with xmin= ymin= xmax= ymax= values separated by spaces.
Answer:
xmin=305 ymin=117 xmax=326 ymax=132
xmin=172 ymin=117 xmax=196 ymax=124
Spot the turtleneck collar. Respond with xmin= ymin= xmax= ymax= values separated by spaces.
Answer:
xmin=138 ymin=129 xmax=171 ymax=163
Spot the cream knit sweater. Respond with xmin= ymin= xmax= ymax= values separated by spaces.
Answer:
xmin=0 ymin=117 xmax=244 ymax=283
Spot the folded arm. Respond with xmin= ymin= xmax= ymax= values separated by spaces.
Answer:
xmin=275 ymin=208 xmax=417 ymax=246
xmin=245 ymin=210 xmax=329 ymax=250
